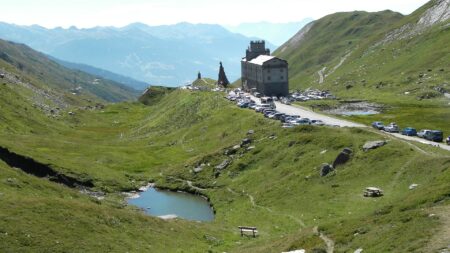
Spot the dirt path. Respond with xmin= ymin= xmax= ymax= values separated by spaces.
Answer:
xmin=318 ymin=67 xmax=326 ymax=84
xmin=326 ymin=51 xmax=352 ymax=78
xmin=166 ymin=176 xmax=206 ymax=191
xmin=316 ymin=227 xmax=335 ymax=253
xmin=422 ymin=205 xmax=450 ymax=252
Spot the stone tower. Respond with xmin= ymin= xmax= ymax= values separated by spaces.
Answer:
xmin=245 ymin=40 xmax=270 ymax=61
xmin=197 ymin=71 xmax=202 ymax=80
xmin=218 ymin=62 xmax=230 ymax=87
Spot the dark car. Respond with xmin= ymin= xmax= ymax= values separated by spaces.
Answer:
xmin=424 ymin=130 xmax=443 ymax=142
xmin=372 ymin=121 xmax=384 ymax=130
xmin=401 ymin=127 xmax=417 ymax=136
xmin=446 ymin=136 xmax=450 ymax=145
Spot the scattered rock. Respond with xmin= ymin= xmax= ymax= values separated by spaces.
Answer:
xmin=246 ymin=146 xmax=255 ymax=151
xmin=332 ymin=148 xmax=352 ymax=168
xmin=409 ymin=184 xmax=419 ymax=190
xmin=363 ymin=140 xmax=387 ymax=151
xmin=320 ymin=163 xmax=334 ymax=177
xmin=354 ymin=249 xmax=363 ymax=253
xmin=68 ymin=111 xmax=75 ymax=116
xmin=224 ymin=145 xmax=241 ymax=155
xmin=320 ymin=150 xmax=327 ymax=154
xmin=282 ymin=250 xmax=305 ymax=253
xmin=158 ymin=214 xmax=177 ymax=220
xmin=241 ymin=138 xmax=252 ymax=146
xmin=215 ymin=159 xmax=230 ymax=171
xmin=247 ymin=130 xmax=255 ymax=135
xmin=193 ymin=167 xmax=203 ymax=173
xmin=0 ymin=73 xmax=4 ymax=78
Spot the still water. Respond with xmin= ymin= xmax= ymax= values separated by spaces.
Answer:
xmin=128 ymin=188 xmax=214 ymax=221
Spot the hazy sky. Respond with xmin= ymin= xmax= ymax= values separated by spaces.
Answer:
xmin=0 ymin=0 xmax=430 ymax=28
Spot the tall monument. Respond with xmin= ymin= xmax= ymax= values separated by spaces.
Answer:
xmin=217 ymin=62 xmax=230 ymax=87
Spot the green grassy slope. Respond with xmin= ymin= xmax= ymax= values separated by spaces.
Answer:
xmin=192 ymin=78 xmax=217 ymax=88
xmin=0 ymin=39 xmax=139 ymax=102
xmin=0 ymin=87 xmax=449 ymax=252
xmin=275 ymin=10 xmax=404 ymax=87
xmin=274 ymin=0 xmax=450 ymax=135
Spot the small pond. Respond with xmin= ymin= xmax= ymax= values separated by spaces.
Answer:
xmin=324 ymin=102 xmax=381 ymax=116
xmin=338 ymin=110 xmax=379 ymax=116
xmin=127 ymin=187 xmax=214 ymax=222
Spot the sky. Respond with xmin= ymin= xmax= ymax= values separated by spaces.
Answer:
xmin=0 ymin=0 xmax=430 ymax=28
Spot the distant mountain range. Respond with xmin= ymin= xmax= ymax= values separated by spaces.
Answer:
xmin=0 ymin=38 xmax=138 ymax=104
xmin=225 ymin=19 xmax=313 ymax=46
xmin=0 ymin=22 xmax=276 ymax=88
xmin=50 ymin=57 xmax=149 ymax=90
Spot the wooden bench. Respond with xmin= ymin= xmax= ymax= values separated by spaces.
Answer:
xmin=238 ymin=226 xmax=258 ymax=238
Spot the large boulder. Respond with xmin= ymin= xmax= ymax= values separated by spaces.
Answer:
xmin=215 ymin=159 xmax=230 ymax=171
xmin=332 ymin=148 xmax=352 ymax=168
xmin=362 ymin=140 xmax=387 ymax=151
xmin=241 ymin=138 xmax=252 ymax=146
xmin=320 ymin=163 xmax=334 ymax=177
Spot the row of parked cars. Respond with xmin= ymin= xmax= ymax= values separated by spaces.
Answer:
xmin=229 ymin=94 xmax=326 ymax=128
xmin=371 ymin=121 xmax=450 ymax=144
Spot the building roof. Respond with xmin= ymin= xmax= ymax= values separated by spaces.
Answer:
xmin=248 ymin=55 xmax=275 ymax=65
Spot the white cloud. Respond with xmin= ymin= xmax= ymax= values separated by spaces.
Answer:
xmin=0 ymin=0 xmax=430 ymax=28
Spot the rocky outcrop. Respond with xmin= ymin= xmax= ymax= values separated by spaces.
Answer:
xmin=215 ymin=159 xmax=230 ymax=171
xmin=320 ymin=163 xmax=334 ymax=177
xmin=0 ymin=146 xmax=93 ymax=188
xmin=332 ymin=148 xmax=352 ymax=168
xmin=279 ymin=21 xmax=315 ymax=53
xmin=362 ymin=141 xmax=387 ymax=151
xmin=373 ymin=0 xmax=450 ymax=47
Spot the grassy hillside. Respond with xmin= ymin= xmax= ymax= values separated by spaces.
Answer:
xmin=274 ymin=0 xmax=450 ymax=135
xmin=0 ymin=39 xmax=139 ymax=102
xmin=0 ymin=87 xmax=449 ymax=252
xmin=192 ymin=78 xmax=217 ymax=89
xmin=275 ymin=10 xmax=404 ymax=87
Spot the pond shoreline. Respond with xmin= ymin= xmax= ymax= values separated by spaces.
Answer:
xmin=124 ymin=181 xmax=216 ymax=221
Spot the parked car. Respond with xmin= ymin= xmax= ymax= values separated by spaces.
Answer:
xmin=282 ymin=123 xmax=294 ymax=128
xmin=311 ymin=120 xmax=325 ymax=126
xmin=417 ymin=129 xmax=431 ymax=138
xmin=262 ymin=108 xmax=275 ymax=115
xmin=371 ymin=121 xmax=384 ymax=130
xmin=401 ymin=127 xmax=417 ymax=136
xmin=384 ymin=123 xmax=399 ymax=133
xmin=268 ymin=112 xmax=284 ymax=120
xmin=255 ymin=104 xmax=271 ymax=112
xmin=424 ymin=130 xmax=443 ymax=142
xmin=292 ymin=118 xmax=310 ymax=125
xmin=264 ymin=111 xmax=276 ymax=117
xmin=446 ymin=136 xmax=450 ymax=145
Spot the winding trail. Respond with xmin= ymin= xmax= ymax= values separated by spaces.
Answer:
xmin=166 ymin=176 xmax=206 ymax=191
xmin=318 ymin=67 xmax=326 ymax=84
xmin=315 ymin=226 xmax=335 ymax=253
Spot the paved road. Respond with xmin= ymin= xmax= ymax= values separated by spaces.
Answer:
xmin=249 ymin=95 xmax=450 ymax=152
xmin=251 ymin=95 xmax=365 ymax=127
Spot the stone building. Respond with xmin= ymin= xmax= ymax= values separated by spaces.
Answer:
xmin=241 ymin=41 xmax=288 ymax=97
